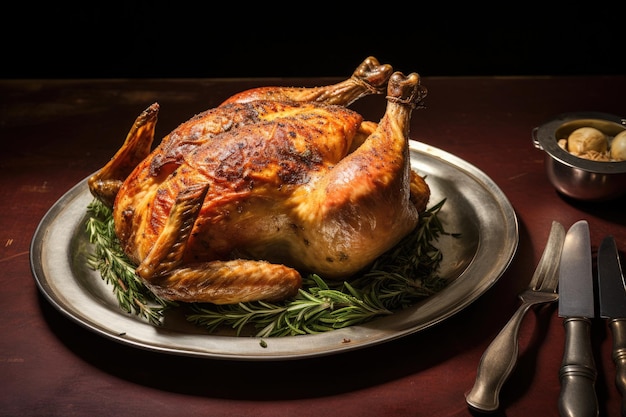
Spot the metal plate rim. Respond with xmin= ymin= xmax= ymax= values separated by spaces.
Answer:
xmin=30 ymin=140 xmax=518 ymax=361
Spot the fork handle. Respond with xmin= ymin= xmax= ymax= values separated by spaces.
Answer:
xmin=465 ymin=303 xmax=532 ymax=412
xmin=558 ymin=317 xmax=598 ymax=417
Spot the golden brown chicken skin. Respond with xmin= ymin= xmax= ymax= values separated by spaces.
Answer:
xmin=88 ymin=60 xmax=429 ymax=305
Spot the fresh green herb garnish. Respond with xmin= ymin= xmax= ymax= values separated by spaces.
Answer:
xmin=85 ymin=201 xmax=174 ymax=325
xmin=85 ymin=198 xmax=452 ymax=336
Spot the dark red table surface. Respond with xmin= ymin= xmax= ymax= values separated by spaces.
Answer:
xmin=1 ymin=75 xmax=625 ymax=417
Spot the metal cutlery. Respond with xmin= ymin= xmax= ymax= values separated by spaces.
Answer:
xmin=598 ymin=235 xmax=626 ymax=417
xmin=466 ymin=221 xmax=565 ymax=412
xmin=558 ymin=220 xmax=598 ymax=417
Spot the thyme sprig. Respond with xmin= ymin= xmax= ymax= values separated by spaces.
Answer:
xmin=85 ymin=198 xmax=453 ymax=337
xmin=85 ymin=201 xmax=174 ymax=325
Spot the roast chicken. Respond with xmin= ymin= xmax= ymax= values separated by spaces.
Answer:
xmin=88 ymin=57 xmax=430 ymax=305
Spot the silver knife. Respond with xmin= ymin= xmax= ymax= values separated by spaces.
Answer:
xmin=558 ymin=220 xmax=598 ymax=417
xmin=598 ymin=235 xmax=626 ymax=417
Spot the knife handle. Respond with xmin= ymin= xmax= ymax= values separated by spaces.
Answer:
xmin=609 ymin=319 xmax=626 ymax=417
xmin=559 ymin=317 xmax=598 ymax=417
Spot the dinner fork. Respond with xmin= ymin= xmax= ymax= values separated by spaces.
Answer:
xmin=465 ymin=220 xmax=565 ymax=412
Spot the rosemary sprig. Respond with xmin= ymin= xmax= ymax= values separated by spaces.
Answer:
xmin=188 ymin=275 xmax=394 ymax=337
xmin=85 ymin=197 xmax=453 ymax=337
xmin=85 ymin=200 xmax=174 ymax=325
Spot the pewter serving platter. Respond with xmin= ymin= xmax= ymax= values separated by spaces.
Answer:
xmin=30 ymin=140 xmax=518 ymax=361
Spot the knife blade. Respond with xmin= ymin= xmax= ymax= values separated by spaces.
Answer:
xmin=558 ymin=220 xmax=598 ymax=417
xmin=598 ymin=235 xmax=626 ymax=417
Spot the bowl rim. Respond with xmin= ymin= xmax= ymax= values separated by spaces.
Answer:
xmin=533 ymin=111 xmax=626 ymax=174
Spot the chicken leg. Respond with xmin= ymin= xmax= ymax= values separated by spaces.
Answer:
xmin=220 ymin=56 xmax=393 ymax=106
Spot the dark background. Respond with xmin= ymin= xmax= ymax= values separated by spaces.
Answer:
xmin=2 ymin=3 xmax=624 ymax=79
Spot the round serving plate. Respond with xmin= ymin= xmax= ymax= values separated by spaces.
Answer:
xmin=30 ymin=140 xmax=518 ymax=361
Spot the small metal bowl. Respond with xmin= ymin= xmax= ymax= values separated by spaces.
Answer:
xmin=532 ymin=111 xmax=626 ymax=201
